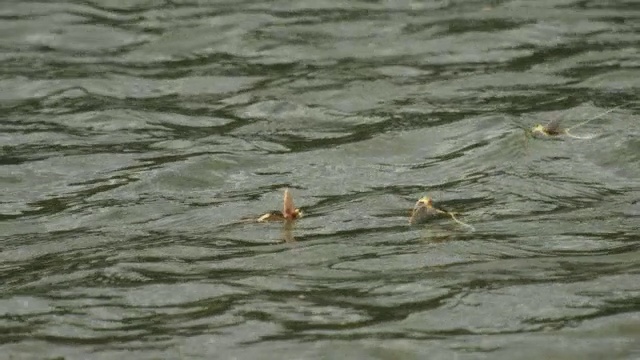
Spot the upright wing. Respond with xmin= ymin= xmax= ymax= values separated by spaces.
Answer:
xmin=544 ymin=118 xmax=562 ymax=135
xmin=283 ymin=188 xmax=295 ymax=218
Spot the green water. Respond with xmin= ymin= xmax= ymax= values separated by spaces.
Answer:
xmin=1 ymin=0 xmax=639 ymax=359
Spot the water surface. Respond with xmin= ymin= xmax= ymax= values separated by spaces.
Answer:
xmin=1 ymin=0 xmax=640 ymax=359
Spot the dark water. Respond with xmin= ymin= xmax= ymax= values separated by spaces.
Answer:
xmin=1 ymin=0 xmax=639 ymax=359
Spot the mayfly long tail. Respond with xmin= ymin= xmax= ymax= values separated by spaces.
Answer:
xmin=564 ymin=130 xmax=597 ymax=140
xmin=448 ymin=212 xmax=476 ymax=231
xmin=567 ymin=102 xmax=629 ymax=131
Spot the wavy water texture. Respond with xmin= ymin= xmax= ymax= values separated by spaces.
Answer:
xmin=1 ymin=0 xmax=639 ymax=359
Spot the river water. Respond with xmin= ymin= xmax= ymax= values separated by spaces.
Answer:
xmin=1 ymin=0 xmax=639 ymax=359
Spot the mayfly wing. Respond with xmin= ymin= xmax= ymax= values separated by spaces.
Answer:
xmin=545 ymin=117 xmax=562 ymax=134
xmin=283 ymin=188 xmax=295 ymax=217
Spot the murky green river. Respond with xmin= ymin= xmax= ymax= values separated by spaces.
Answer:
xmin=1 ymin=0 xmax=639 ymax=359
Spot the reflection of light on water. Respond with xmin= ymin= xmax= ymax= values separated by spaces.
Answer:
xmin=282 ymin=220 xmax=296 ymax=243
